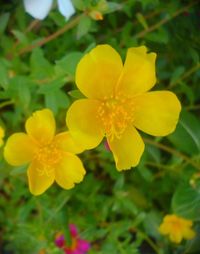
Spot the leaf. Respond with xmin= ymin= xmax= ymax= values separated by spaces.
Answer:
xmin=12 ymin=30 xmax=29 ymax=46
xmin=71 ymin=0 xmax=86 ymax=10
xmin=143 ymin=211 xmax=162 ymax=238
xmin=55 ymin=52 xmax=83 ymax=77
xmin=76 ymin=16 xmax=91 ymax=39
xmin=136 ymin=13 xmax=148 ymax=29
xmin=170 ymin=66 xmax=185 ymax=85
xmin=37 ymin=78 xmax=66 ymax=93
xmin=68 ymin=89 xmax=84 ymax=99
xmin=9 ymin=76 xmax=32 ymax=108
xmin=0 ymin=58 xmax=10 ymax=89
xmin=106 ymin=2 xmax=122 ymax=13
xmin=10 ymin=165 xmax=27 ymax=176
xmin=44 ymin=89 xmax=69 ymax=113
xmin=0 ymin=13 xmax=10 ymax=35
xmin=179 ymin=81 xmax=195 ymax=104
xmin=146 ymin=27 xmax=169 ymax=44
xmin=30 ymin=48 xmax=54 ymax=80
xmin=184 ymin=225 xmax=200 ymax=254
xmin=168 ymin=110 xmax=200 ymax=155
xmin=172 ymin=183 xmax=200 ymax=220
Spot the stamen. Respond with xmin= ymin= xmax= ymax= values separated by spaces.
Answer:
xmin=97 ymin=93 xmax=135 ymax=140
xmin=34 ymin=142 xmax=62 ymax=176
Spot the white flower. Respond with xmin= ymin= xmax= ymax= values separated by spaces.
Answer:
xmin=23 ymin=0 xmax=75 ymax=20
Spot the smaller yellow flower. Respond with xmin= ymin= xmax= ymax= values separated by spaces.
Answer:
xmin=159 ymin=214 xmax=196 ymax=244
xmin=0 ymin=126 xmax=5 ymax=147
xmin=4 ymin=109 xmax=86 ymax=195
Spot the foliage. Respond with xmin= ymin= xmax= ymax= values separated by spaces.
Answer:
xmin=0 ymin=0 xmax=200 ymax=253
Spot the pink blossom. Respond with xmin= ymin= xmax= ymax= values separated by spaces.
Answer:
xmin=55 ymin=224 xmax=90 ymax=254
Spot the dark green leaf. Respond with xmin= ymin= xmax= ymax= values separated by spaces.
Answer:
xmin=172 ymin=183 xmax=200 ymax=220
xmin=168 ymin=110 xmax=200 ymax=155
xmin=76 ymin=16 xmax=91 ymax=39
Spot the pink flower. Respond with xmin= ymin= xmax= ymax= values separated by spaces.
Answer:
xmin=55 ymin=224 xmax=90 ymax=254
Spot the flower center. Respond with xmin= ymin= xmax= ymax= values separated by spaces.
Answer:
xmin=34 ymin=142 xmax=62 ymax=176
xmin=98 ymin=94 xmax=135 ymax=139
xmin=69 ymin=237 xmax=78 ymax=251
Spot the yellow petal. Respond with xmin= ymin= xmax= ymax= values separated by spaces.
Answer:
xmin=76 ymin=44 xmax=123 ymax=99
xmin=0 ymin=126 xmax=5 ymax=146
xmin=66 ymin=99 xmax=104 ymax=149
xmin=4 ymin=133 xmax=36 ymax=166
xmin=55 ymin=153 xmax=86 ymax=189
xmin=183 ymin=228 xmax=196 ymax=240
xmin=25 ymin=109 xmax=56 ymax=145
xmin=169 ymin=229 xmax=183 ymax=244
xmin=108 ymin=126 xmax=144 ymax=171
xmin=27 ymin=160 xmax=55 ymax=195
xmin=54 ymin=131 xmax=85 ymax=154
xmin=159 ymin=223 xmax=171 ymax=235
xmin=133 ymin=91 xmax=181 ymax=136
xmin=117 ymin=46 xmax=156 ymax=95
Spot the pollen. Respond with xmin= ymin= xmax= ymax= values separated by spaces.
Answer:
xmin=34 ymin=142 xmax=62 ymax=176
xmin=98 ymin=93 xmax=135 ymax=139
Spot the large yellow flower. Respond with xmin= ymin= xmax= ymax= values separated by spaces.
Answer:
xmin=4 ymin=109 xmax=86 ymax=195
xmin=0 ymin=126 xmax=5 ymax=147
xmin=159 ymin=214 xmax=196 ymax=244
xmin=66 ymin=45 xmax=181 ymax=170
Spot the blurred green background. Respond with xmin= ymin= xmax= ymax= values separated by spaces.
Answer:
xmin=0 ymin=0 xmax=200 ymax=253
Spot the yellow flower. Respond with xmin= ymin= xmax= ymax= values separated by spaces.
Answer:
xmin=66 ymin=45 xmax=181 ymax=170
xmin=0 ymin=126 xmax=5 ymax=147
xmin=4 ymin=109 xmax=86 ymax=195
xmin=159 ymin=214 xmax=196 ymax=244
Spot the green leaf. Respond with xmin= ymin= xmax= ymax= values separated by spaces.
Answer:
xmin=184 ymin=225 xmax=200 ymax=254
xmin=170 ymin=66 xmax=185 ymax=85
xmin=168 ymin=110 xmax=200 ymax=155
xmin=12 ymin=30 xmax=29 ymax=46
xmin=71 ymin=0 xmax=86 ymax=10
xmin=0 ymin=58 xmax=10 ymax=89
xmin=44 ymin=89 xmax=69 ymax=113
xmin=68 ymin=89 xmax=84 ymax=99
xmin=30 ymin=48 xmax=54 ymax=80
xmin=146 ymin=27 xmax=169 ymax=44
xmin=172 ymin=183 xmax=200 ymax=220
xmin=136 ymin=13 xmax=148 ymax=29
xmin=9 ymin=76 xmax=32 ymax=108
xmin=179 ymin=81 xmax=195 ymax=104
xmin=106 ymin=2 xmax=122 ymax=13
xmin=10 ymin=165 xmax=27 ymax=176
xmin=37 ymin=78 xmax=66 ymax=93
xmin=0 ymin=13 xmax=10 ymax=35
xmin=55 ymin=52 xmax=83 ymax=77
xmin=143 ymin=211 xmax=162 ymax=238
xmin=76 ymin=16 xmax=91 ymax=39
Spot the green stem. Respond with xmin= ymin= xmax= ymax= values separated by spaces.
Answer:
xmin=18 ymin=14 xmax=83 ymax=56
xmin=135 ymin=0 xmax=199 ymax=39
xmin=0 ymin=100 xmax=14 ymax=109
xmin=144 ymin=138 xmax=200 ymax=171
xmin=139 ymin=230 xmax=161 ymax=254
xmin=169 ymin=62 xmax=200 ymax=88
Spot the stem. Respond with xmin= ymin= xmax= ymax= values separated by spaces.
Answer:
xmin=169 ymin=62 xmax=200 ymax=88
xmin=134 ymin=1 xmax=198 ymax=39
xmin=45 ymin=194 xmax=70 ymax=225
xmin=144 ymin=138 xmax=200 ymax=171
xmin=139 ymin=230 xmax=161 ymax=254
xmin=145 ymin=161 xmax=175 ymax=171
xmin=185 ymin=104 xmax=200 ymax=111
xmin=0 ymin=100 xmax=14 ymax=109
xmin=18 ymin=14 xmax=83 ymax=56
